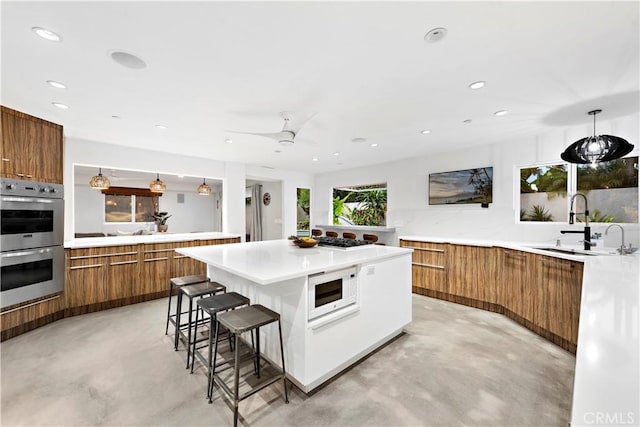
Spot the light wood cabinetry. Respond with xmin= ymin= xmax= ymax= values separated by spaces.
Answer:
xmin=141 ymin=243 xmax=174 ymax=296
xmin=399 ymin=240 xmax=447 ymax=293
xmin=0 ymin=106 xmax=63 ymax=183
xmin=446 ymin=245 xmax=497 ymax=302
xmin=537 ymin=256 xmax=583 ymax=345
xmin=498 ymin=249 xmax=537 ymax=323
xmin=401 ymin=239 xmax=584 ymax=353
xmin=65 ymin=248 xmax=108 ymax=308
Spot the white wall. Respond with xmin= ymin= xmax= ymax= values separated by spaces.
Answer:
xmin=65 ymin=138 xmax=313 ymax=242
xmin=246 ymin=165 xmax=314 ymax=239
xmin=312 ymin=114 xmax=640 ymax=248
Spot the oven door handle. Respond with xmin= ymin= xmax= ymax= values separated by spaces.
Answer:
xmin=1 ymin=196 xmax=56 ymax=204
xmin=1 ymin=248 xmax=53 ymax=258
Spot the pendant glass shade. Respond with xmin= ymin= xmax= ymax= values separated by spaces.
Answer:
xmin=149 ymin=173 xmax=166 ymax=193
xmin=561 ymin=109 xmax=634 ymax=164
xmin=89 ymin=168 xmax=110 ymax=189
xmin=197 ymin=178 xmax=212 ymax=196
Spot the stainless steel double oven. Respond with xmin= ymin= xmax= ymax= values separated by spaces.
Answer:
xmin=1 ymin=178 xmax=64 ymax=309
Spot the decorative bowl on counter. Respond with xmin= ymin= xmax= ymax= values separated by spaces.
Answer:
xmin=292 ymin=238 xmax=318 ymax=248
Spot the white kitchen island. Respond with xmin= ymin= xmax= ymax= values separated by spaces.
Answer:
xmin=177 ymin=239 xmax=413 ymax=392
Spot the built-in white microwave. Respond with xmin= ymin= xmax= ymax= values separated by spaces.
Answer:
xmin=308 ymin=266 xmax=357 ymax=321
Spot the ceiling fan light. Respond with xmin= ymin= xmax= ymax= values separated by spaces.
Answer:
xmin=150 ymin=173 xmax=166 ymax=193
xmin=561 ymin=109 xmax=634 ymax=164
xmin=197 ymin=178 xmax=211 ymax=196
xmin=279 ymin=139 xmax=294 ymax=146
xmin=89 ymin=168 xmax=110 ymax=189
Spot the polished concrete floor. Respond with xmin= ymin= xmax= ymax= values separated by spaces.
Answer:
xmin=1 ymin=295 xmax=575 ymax=426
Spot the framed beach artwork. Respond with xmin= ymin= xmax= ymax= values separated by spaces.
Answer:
xmin=429 ymin=167 xmax=493 ymax=205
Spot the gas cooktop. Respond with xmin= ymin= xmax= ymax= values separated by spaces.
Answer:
xmin=316 ymin=236 xmax=374 ymax=249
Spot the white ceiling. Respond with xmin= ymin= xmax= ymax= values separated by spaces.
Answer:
xmin=2 ymin=1 xmax=638 ymax=174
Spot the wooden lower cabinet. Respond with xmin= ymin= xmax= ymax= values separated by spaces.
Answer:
xmin=498 ymin=248 xmax=537 ymax=323
xmin=65 ymin=248 xmax=109 ymax=308
xmin=0 ymin=294 xmax=65 ymax=341
xmin=402 ymin=239 xmax=584 ymax=353
xmin=106 ymin=248 xmax=140 ymax=300
xmin=537 ymin=256 xmax=583 ymax=345
xmin=140 ymin=244 xmax=173 ymax=296
xmin=446 ymin=245 xmax=497 ymax=302
xmin=400 ymin=240 xmax=447 ymax=293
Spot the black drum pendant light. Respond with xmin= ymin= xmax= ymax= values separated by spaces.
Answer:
xmin=561 ymin=109 xmax=634 ymax=164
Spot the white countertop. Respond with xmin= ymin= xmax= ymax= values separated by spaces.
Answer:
xmin=176 ymin=239 xmax=412 ymax=285
xmin=64 ymin=232 xmax=240 ymax=249
xmin=570 ymin=255 xmax=639 ymax=426
xmin=399 ymin=235 xmax=622 ymax=262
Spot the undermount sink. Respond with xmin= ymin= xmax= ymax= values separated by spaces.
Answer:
xmin=530 ymin=247 xmax=614 ymax=256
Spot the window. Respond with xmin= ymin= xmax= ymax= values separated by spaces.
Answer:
xmin=332 ymin=183 xmax=387 ymax=226
xmin=296 ymin=188 xmax=310 ymax=232
xmin=105 ymin=195 xmax=157 ymax=223
xmin=518 ymin=156 xmax=638 ymax=223
xmin=520 ymin=164 xmax=567 ymax=222
xmin=576 ymin=157 xmax=638 ymax=223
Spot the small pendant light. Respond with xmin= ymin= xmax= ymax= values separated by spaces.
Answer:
xmin=149 ymin=173 xmax=166 ymax=193
xmin=89 ymin=168 xmax=110 ymax=189
xmin=197 ymin=178 xmax=212 ymax=196
xmin=561 ymin=109 xmax=634 ymax=164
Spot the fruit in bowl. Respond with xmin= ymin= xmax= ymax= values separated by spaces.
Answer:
xmin=292 ymin=237 xmax=318 ymax=248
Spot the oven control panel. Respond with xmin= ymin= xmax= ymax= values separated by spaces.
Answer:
xmin=0 ymin=178 xmax=64 ymax=198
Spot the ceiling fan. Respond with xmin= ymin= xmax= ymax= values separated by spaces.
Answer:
xmin=229 ymin=111 xmax=314 ymax=146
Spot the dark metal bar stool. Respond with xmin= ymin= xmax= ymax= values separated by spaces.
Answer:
xmin=325 ymin=231 xmax=338 ymax=237
xmin=165 ymin=274 xmax=208 ymax=335
xmin=175 ymin=281 xmax=226 ymax=368
xmin=212 ymin=304 xmax=289 ymax=426
xmin=343 ymin=232 xmax=357 ymax=239
xmin=190 ymin=292 xmax=250 ymax=402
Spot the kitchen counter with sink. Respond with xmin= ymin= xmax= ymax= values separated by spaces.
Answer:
xmin=400 ymin=235 xmax=639 ymax=425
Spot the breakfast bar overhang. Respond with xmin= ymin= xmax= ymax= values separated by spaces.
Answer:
xmin=177 ymin=239 xmax=413 ymax=393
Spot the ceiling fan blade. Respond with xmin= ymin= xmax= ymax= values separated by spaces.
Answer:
xmin=287 ymin=112 xmax=317 ymax=134
xmin=227 ymin=130 xmax=298 ymax=143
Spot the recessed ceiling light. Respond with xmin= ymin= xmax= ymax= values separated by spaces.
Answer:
xmin=424 ymin=27 xmax=448 ymax=43
xmin=155 ymin=124 xmax=167 ymax=129
xmin=468 ymin=81 xmax=486 ymax=90
xmin=421 ymin=129 xmax=431 ymax=135
xmin=494 ymin=110 xmax=509 ymax=116
xmin=109 ymin=50 xmax=147 ymax=69
xmin=46 ymin=80 xmax=67 ymax=89
xmin=370 ymin=143 xmax=378 ymax=147
xmin=351 ymin=137 xmax=366 ymax=143
xmin=225 ymin=139 xmax=233 ymax=144
xmin=463 ymin=119 xmax=472 ymax=124
xmin=32 ymin=27 xmax=62 ymax=42
xmin=312 ymin=157 xmax=319 ymax=162
xmin=51 ymin=102 xmax=69 ymax=109
xmin=333 ymin=152 xmax=340 ymax=156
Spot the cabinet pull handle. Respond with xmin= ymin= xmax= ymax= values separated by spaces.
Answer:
xmin=69 ymin=263 xmax=103 ymax=270
xmin=144 ymin=257 xmax=169 ymax=262
xmin=503 ymin=250 xmax=526 ymax=259
xmin=412 ymin=262 xmax=445 ymax=270
xmin=173 ymin=255 xmax=188 ymax=259
xmin=413 ymin=247 xmax=445 ymax=253
xmin=110 ymin=260 xmax=138 ymax=266
xmin=540 ymin=258 xmax=575 ymax=268
xmin=144 ymin=249 xmax=174 ymax=254
xmin=26 ymin=174 xmax=33 ymax=178
xmin=0 ymin=295 xmax=60 ymax=315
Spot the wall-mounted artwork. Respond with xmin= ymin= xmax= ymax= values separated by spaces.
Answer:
xmin=429 ymin=167 xmax=493 ymax=205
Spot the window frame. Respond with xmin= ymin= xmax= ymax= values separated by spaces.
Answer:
xmin=104 ymin=194 xmax=157 ymax=224
xmin=515 ymin=156 xmax=638 ymax=225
